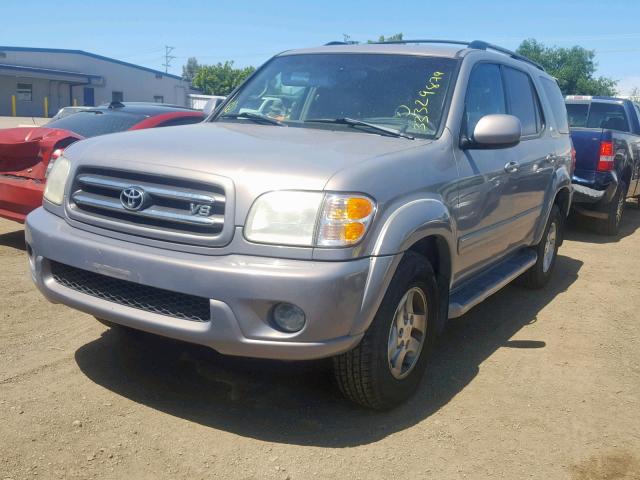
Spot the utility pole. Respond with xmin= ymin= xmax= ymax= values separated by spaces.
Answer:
xmin=162 ymin=45 xmax=175 ymax=73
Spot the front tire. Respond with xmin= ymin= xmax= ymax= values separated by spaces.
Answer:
xmin=332 ymin=252 xmax=438 ymax=409
xmin=519 ymin=205 xmax=562 ymax=289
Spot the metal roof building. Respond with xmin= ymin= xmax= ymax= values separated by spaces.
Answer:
xmin=0 ymin=46 xmax=190 ymax=117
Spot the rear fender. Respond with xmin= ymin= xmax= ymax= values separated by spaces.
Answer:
xmin=534 ymin=167 xmax=572 ymax=244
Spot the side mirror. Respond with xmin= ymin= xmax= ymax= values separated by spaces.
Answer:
xmin=462 ymin=114 xmax=522 ymax=149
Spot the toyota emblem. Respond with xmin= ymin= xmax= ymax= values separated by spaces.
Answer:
xmin=120 ymin=187 xmax=146 ymax=211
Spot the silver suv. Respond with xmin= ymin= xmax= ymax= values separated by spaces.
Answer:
xmin=26 ymin=40 xmax=572 ymax=409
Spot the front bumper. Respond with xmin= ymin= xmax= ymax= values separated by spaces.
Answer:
xmin=0 ymin=175 xmax=44 ymax=223
xmin=26 ymin=208 xmax=397 ymax=360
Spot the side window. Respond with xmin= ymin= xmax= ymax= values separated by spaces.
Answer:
xmin=540 ymin=77 xmax=569 ymax=134
xmin=503 ymin=67 xmax=542 ymax=136
xmin=157 ymin=116 xmax=203 ymax=127
xmin=464 ymin=63 xmax=506 ymax=138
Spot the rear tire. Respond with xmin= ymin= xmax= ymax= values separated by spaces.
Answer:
xmin=332 ymin=251 xmax=438 ymax=410
xmin=519 ymin=205 xmax=562 ymax=289
xmin=597 ymin=182 xmax=626 ymax=236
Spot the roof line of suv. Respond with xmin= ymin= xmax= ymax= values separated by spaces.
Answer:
xmin=325 ymin=39 xmax=545 ymax=72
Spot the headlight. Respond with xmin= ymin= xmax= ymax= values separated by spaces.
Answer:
xmin=43 ymin=155 xmax=71 ymax=205
xmin=244 ymin=191 xmax=375 ymax=247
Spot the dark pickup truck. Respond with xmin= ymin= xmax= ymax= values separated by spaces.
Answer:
xmin=566 ymin=96 xmax=640 ymax=234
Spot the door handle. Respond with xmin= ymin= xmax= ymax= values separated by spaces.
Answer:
xmin=504 ymin=161 xmax=519 ymax=173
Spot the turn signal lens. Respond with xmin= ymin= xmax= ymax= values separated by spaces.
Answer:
xmin=347 ymin=197 xmax=374 ymax=219
xmin=317 ymin=194 xmax=375 ymax=247
xmin=344 ymin=222 xmax=366 ymax=241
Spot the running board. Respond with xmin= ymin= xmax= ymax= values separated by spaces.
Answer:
xmin=448 ymin=250 xmax=537 ymax=318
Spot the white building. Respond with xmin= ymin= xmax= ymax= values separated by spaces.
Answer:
xmin=0 ymin=46 xmax=191 ymax=117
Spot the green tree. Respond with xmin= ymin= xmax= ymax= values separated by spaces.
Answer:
xmin=628 ymin=86 xmax=640 ymax=102
xmin=182 ymin=57 xmax=201 ymax=83
xmin=516 ymin=39 xmax=617 ymax=96
xmin=192 ymin=61 xmax=256 ymax=96
xmin=368 ymin=33 xmax=403 ymax=43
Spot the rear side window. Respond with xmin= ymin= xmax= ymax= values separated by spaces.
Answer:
xmin=540 ymin=78 xmax=569 ymax=133
xmin=464 ymin=63 xmax=506 ymax=138
xmin=503 ymin=67 xmax=543 ymax=136
xmin=566 ymin=102 xmax=630 ymax=132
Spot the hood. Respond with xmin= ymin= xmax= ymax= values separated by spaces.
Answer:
xmin=65 ymin=122 xmax=428 ymax=219
xmin=0 ymin=127 xmax=82 ymax=180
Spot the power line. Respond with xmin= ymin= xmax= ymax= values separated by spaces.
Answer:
xmin=162 ymin=45 xmax=176 ymax=73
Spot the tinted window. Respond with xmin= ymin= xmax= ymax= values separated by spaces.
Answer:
xmin=46 ymin=111 xmax=146 ymax=138
xmin=587 ymin=102 xmax=629 ymax=131
xmin=566 ymin=103 xmax=588 ymax=127
xmin=464 ymin=63 xmax=506 ymax=138
xmin=503 ymin=67 xmax=541 ymax=136
xmin=566 ymin=102 xmax=630 ymax=131
xmin=158 ymin=116 xmax=203 ymax=127
xmin=217 ymin=54 xmax=457 ymax=139
xmin=540 ymin=77 xmax=569 ymax=133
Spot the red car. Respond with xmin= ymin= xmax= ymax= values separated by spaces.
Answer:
xmin=0 ymin=102 xmax=204 ymax=223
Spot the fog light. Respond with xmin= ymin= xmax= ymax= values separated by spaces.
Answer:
xmin=272 ymin=303 xmax=306 ymax=333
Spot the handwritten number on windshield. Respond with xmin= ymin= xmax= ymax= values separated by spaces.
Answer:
xmin=397 ymin=71 xmax=445 ymax=131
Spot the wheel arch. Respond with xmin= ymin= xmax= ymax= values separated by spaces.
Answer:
xmin=353 ymin=199 xmax=456 ymax=337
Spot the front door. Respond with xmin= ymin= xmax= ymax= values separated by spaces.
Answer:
xmin=453 ymin=63 xmax=520 ymax=282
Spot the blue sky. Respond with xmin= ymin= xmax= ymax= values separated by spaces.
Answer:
xmin=3 ymin=0 xmax=640 ymax=93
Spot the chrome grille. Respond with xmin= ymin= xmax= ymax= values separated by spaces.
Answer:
xmin=68 ymin=168 xmax=229 ymax=245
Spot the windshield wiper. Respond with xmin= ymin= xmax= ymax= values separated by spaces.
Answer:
xmin=219 ymin=111 xmax=285 ymax=126
xmin=305 ymin=117 xmax=414 ymax=140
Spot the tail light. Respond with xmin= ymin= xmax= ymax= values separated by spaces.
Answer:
xmin=45 ymin=148 xmax=65 ymax=178
xmin=597 ymin=141 xmax=614 ymax=172
xmin=571 ymin=147 xmax=576 ymax=174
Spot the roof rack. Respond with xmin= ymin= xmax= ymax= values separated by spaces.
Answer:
xmin=324 ymin=39 xmax=545 ymax=71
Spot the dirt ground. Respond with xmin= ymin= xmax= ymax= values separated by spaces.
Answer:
xmin=1 ymin=207 xmax=639 ymax=480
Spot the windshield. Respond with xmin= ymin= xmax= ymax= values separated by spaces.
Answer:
xmin=46 ymin=111 xmax=147 ymax=138
xmin=215 ymin=54 xmax=457 ymax=138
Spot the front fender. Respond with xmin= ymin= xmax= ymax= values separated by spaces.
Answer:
xmin=370 ymin=198 xmax=456 ymax=257
xmin=349 ymin=198 xmax=456 ymax=336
